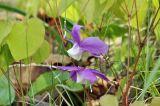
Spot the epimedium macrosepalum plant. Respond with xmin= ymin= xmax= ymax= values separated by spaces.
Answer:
xmin=56 ymin=23 xmax=109 ymax=91
xmin=0 ymin=17 xmax=109 ymax=105
xmin=27 ymin=23 xmax=109 ymax=104
xmin=0 ymin=0 xmax=160 ymax=105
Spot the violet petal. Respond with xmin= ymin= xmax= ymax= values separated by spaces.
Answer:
xmin=70 ymin=71 xmax=77 ymax=81
xmin=77 ymin=70 xmax=97 ymax=84
xmin=89 ymin=69 xmax=109 ymax=81
xmin=71 ymin=24 xmax=83 ymax=44
xmin=80 ymin=37 xmax=108 ymax=55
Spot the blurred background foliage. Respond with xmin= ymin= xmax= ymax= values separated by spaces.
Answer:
xmin=0 ymin=0 xmax=159 ymax=105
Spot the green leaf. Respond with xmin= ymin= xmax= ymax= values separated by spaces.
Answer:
xmin=61 ymin=5 xmax=80 ymax=22
xmin=100 ymin=95 xmax=118 ymax=106
xmin=102 ymin=22 xmax=128 ymax=38
xmin=130 ymin=101 xmax=145 ymax=106
xmin=7 ymin=18 xmax=45 ymax=61
xmin=0 ymin=75 xmax=15 ymax=105
xmin=117 ymin=77 xmax=127 ymax=100
xmin=28 ymin=71 xmax=69 ymax=97
xmin=153 ymin=0 xmax=160 ymax=41
xmin=130 ymin=0 xmax=148 ymax=28
xmin=45 ymin=0 xmax=57 ymax=17
xmin=46 ymin=0 xmax=76 ymax=17
xmin=46 ymin=24 xmax=67 ymax=55
xmin=155 ymin=24 xmax=160 ymax=40
xmin=0 ymin=20 xmax=13 ymax=45
xmin=153 ymin=0 xmax=159 ymax=9
xmin=78 ymin=0 xmax=115 ymax=22
xmin=30 ymin=40 xmax=50 ymax=63
xmin=150 ymin=97 xmax=160 ymax=106
xmin=142 ymin=58 xmax=160 ymax=98
xmin=110 ymin=0 xmax=125 ymax=21
xmin=58 ymin=0 xmax=76 ymax=14
xmin=0 ymin=45 xmax=14 ymax=76
xmin=57 ymin=80 xmax=84 ymax=92
xmin=26 ymin=0 xmax=40 ymax=16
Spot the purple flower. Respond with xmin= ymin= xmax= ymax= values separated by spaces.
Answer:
xmin=57 ymin=66 xmax=109 ymax=84
xmin=67 ymin=24 xmax=108 ymax=60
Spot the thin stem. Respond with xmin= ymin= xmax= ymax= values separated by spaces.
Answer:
xmin=0 ymin=3 xmax=26 ymax=16
xmin=130 ymin=0 xmax=135 ymax=15
xmin=122 ymin=4 xmax=160 ymax=105
xmin=99 ymin=14 xmax=105 ymax=31
xmin=149 ymin=5 xmax=160 ymax=31
xmin=55 ymin=86 xmax=71 ymax=106
xmin=127 ymin=14 xmax=131 ymax=72
xmin=83 ymin=85 xmax=92 ymax=106
xmin=123 ymin=0 xmax=129 ymax=15
xmin=134 ymin=0 xmax=141 ymax=45
xmin=152 ymin=17 xmax=160 ymax=31
xmin=123 ymin=46 xmax=143 ymax=106
xmin=120 ymin=4 xmax=128 ymax=15
xmin=46 ymin=0 xmax=65 ymax=44
xmin=13 ymin=65 xmax=22 ymax=97
xmin=123 ymin=1 xmax=133 ymax=105
xmin=9 ymin=64 xmax=57 ymax=69
xmin=19 ymin=61 xmax=25 ymax=106
xmin=124 ymin=13 xmax=132 ymax=106
xmin=54 ymin=0 xmax=63 ymax=36
xmin=79 ymin=0 xmax=89 ymax=20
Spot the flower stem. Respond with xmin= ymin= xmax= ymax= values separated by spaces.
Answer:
xmin=83 ymin=85 xmax=92 ymax=106
xmin=122 ymin=5 xmax=160 ymax=105
xmin=0 ymin=2 xmax=26 ymax=16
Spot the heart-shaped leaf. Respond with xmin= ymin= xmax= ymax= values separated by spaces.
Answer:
xmin=7 ymin=18 xmax=45 ymax=61
xmin=27 ymin=40 xmax=50 ymax=63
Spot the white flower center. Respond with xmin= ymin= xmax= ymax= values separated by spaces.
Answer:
xmin=76 ymin=72 xmax=87 ymax=84
xmin=67 ymin=44 xmax=83 ymax=60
